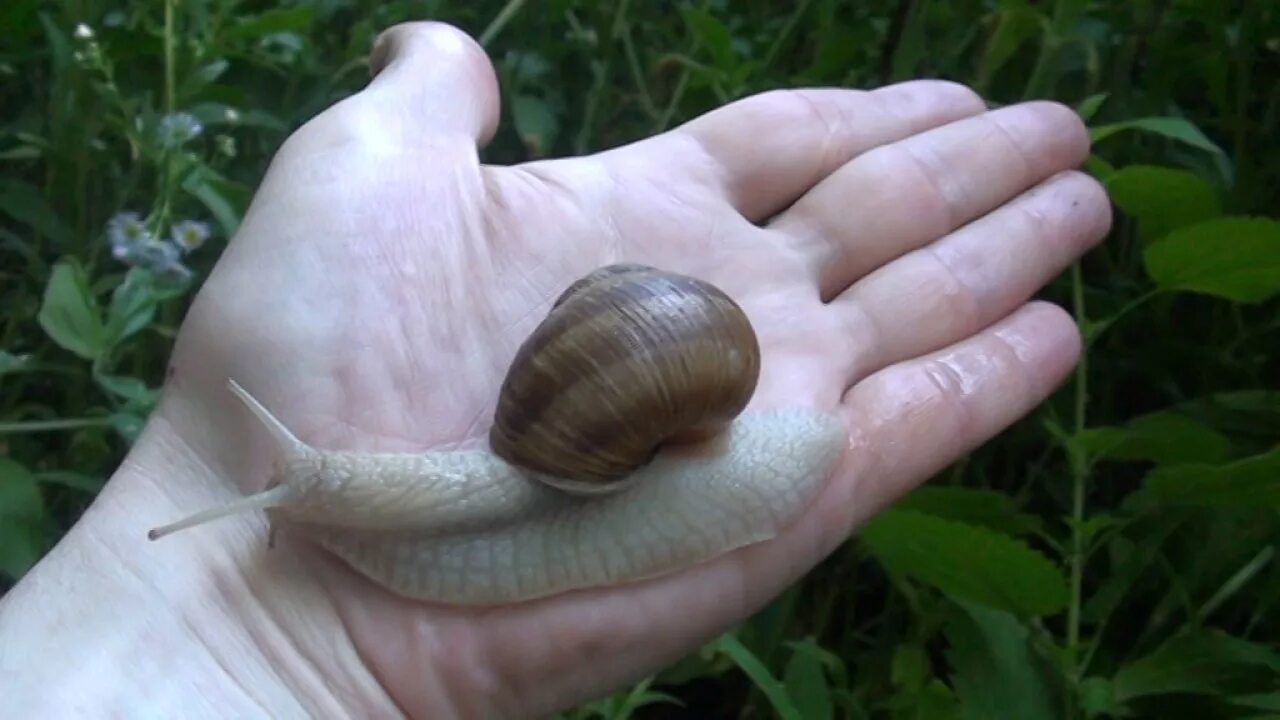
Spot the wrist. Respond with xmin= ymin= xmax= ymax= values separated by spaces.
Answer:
xmin=0 ymin=407 xmax=395 ymax=718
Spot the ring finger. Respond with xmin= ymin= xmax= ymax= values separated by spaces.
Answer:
xmin=826 ymin=168 xmax=1111 ymax=389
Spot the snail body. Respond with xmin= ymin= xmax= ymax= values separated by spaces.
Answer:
xmin=147 ymin=264 xmax=847 ymax=605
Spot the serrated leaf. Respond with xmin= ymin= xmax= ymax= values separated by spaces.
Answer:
xmin=1114 ymin=629 xmax=1280 ymax=701
xmin=0 ymin=458 xmax=45 ymax=578
xmin=37 ymin=259 xmax=107 ymax=360
xmin=892 ymin=644 xmax=930 ymax=691
xmin=861 ymin=510 xmax=1069 ymax=617
xmin=1090 ymin=116 xmax=1226 ymax=158
xmin=1076 ymin=411 xmax=1233 ymax=465
xmin=1144 ymin=217 xmax=1280 ymax=302
xmin=1105 ymin=165 xmax=1221 ymax=243
xmin=896 ymin=487 xmax=1042 ymax=536
xmin=1142 ymin=446 xmax=1280 ymax=508
xmin=942 ymin=601 xmax=1059 ymax=720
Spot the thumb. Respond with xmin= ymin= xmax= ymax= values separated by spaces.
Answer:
xmin=364 ymin=21 xmax=501 ymax=146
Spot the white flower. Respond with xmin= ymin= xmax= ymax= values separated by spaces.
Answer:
xmin=74 ymin=23 xmax=94 ymax=40
xmin=106 ymin=211 xmax=150 ymax=259
xmin=224 ymin=107 xmax=240 ymax=123
xmin=158 ymin=112 xmax=203 ymax=148
xmin=171 ymin=219 xmax=210 ymax=252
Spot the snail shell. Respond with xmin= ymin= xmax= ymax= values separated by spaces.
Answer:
xmin=489 ymin=263 xmax=761 ymax=492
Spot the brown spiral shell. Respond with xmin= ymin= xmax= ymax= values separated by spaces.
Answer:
xmin=488 ymin=263 xmax=761 ymax=491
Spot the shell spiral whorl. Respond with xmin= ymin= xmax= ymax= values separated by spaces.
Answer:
xmin=488 ymin=263 xmax=761 ymax=490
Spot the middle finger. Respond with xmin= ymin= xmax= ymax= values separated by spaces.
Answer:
xmin=770 ymin=101 xmax=1091 ymax=300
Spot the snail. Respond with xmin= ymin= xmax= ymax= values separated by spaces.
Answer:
xmin=147 ymin=263 xmax=848 ymax=605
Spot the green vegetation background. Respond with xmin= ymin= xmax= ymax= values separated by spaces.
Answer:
xmin=2 ymin=1 xmax=1278 ymax=718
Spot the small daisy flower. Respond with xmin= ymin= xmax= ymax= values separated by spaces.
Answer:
xmin=106 ymin=211 xmax=150 ymax=260
xmin=74 ymin=23 xmax=94 ymax=40
xmin=170 ymin=219 xmax=210 ymax=252
xmin=158 ymin=112 xmax=203 ymax=148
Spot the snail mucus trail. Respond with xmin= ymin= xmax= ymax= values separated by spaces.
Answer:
xmin=146 ymin=264 xmax=848 ymax=605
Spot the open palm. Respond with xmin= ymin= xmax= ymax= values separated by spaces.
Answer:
xmin=126 ymin=22 xmax=1110 ymax=718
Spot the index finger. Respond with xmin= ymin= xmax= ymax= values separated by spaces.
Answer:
xmin=657 ymin=81 xmax=989 ymax=222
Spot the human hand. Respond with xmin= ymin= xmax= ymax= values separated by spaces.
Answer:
xmin=1 ymin=21 xmax=1110 ymax=719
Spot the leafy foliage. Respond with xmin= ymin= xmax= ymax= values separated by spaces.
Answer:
xmin=3 ymin=0 xmax=1279 ymax=718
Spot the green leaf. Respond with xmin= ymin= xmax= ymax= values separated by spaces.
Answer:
xmin=976 ymin=7 xmax=1044 ymax=89
xmin=1142 ymin=446 xmax=1280 ymax=508
xmin=681 ymin=6 xmax=736 ymax=71
xmin=892 ymin=643 xmax=930 ymax=691
xmin=180 ymin=163 xmax=247 ymax=238
xmin=222 ymin=7 xmax=314 ymax=42
xmin=1090 ymin=116 xmax=1227 ymax=158
xmin=1114 ymin=629 xmax=1280 ymax=702
xmin=1076 ymin=411 xmax=1234 ymax=465
xmin=895 ymin=487 xmax=1042 ymax=536
xmin=0 ymin=458 xmax=45 ymax=578
xmin=510 ymin=94 xmax=559 ymax=158
xmin=187 ymin=102 xmax=287 ymax=131
xmin=1232 ymin=693 xmax=1280 ymax=712
xmin=1144 ymin=217 xmax=1280 ymax=302
xmin=105 ymin=267 xmax=161 ymax=346
xmin=34 ymin=470 xmax=103 ymax=494
xmin=180 ymin=59 xmax=230 ymax=99
xmin=715 ymin=633 xmax=802 ymax=720
xmin=1104 ymin=165 xmax=1221 ymax=243
xmin=108 ymin=411 xmax=147 ymax=443
xmin=1077 ymin=93 xmax=1108 ymax=122
xmin=784 ymin=639 xmax=832 ymax=720
xmin=37 ymin=259 xmax=107 ymax=360
xmin=942 ymin=601 xmax=1059 ymax=720
xmin=1078 ymin=677 xmax=1129 ymax=717
xmin=860 ymin=510 xmax=1069 ymax=618
xmin=0 ymin=177 xmax=74 ymax=246
xmin=912 ymin=681 xmax=962 ymax=720
xmin=0 ymin=350 xmax=33 ymax=378
xmin=94 ymin=372 xmax=158 ymax=408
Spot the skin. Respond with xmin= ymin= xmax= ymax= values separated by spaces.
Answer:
xmin=0 ymin=21 xmax=1111 ymax=720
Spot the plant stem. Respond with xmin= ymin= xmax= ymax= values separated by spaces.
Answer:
xmin=617 ymin=0 xmax=657 ymax=121
xmin=0 ymin=417 xmax=113 ymax=434
xmin=761 ymin=0 xmax=814 ymax=72
xmin=164 ymin=0 xmax=175 ymax=115
xmin=1022 ymin=0 xmax=1082 ymax=100
xmin=1065 ymin=260 xmax=1089 ymax=713
xmin=479 ymin=0 xmax=528 ymax=47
